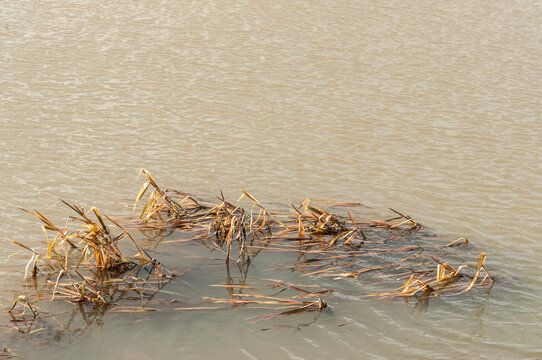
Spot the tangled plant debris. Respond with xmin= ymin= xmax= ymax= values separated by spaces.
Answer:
xmin=4 ymin=169 xmax=495 ymax=342
xmin=131 ymin=169 xmax=494 ymax=298
xmin=9 ymin=200 xmax=171 ymax=306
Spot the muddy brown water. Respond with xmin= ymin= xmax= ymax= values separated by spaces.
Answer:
xmin=1 ymin=0 xmax=541 ymax=358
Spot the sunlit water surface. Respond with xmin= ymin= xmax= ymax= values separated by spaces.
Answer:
xmin=1 ymin=0 xmax=541 ymax=359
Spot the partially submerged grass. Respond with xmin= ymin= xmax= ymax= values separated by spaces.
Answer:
xmin=132 ymin=169 xmax=493 ymax=299
xmin=5 ymin=169 xmax=495 ymax=341
xmin=9 ymin=200 xmax=171 ymax=306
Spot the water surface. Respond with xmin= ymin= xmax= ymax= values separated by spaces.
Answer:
xmin=1 ymin=0 xmax=541 ymax=358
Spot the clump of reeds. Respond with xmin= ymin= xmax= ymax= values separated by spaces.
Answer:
xmin=9 ymin=201 xmax=170 ymax=306
xmin=6 ymin=168 xmax=495 ymax=337
xmin=134 ymin=169 xmax=283 ymax=264
xmin=133 ymin=168 xmax=206 ymax=225
xmin=129 ymin=169 xmax=494 ymax=301
xmin=405 ymin=252 xmax=494 ymax=296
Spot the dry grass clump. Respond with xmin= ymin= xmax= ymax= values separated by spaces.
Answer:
xmin=9 ymin=200 xmax=170 ymax=307
xmin=5 ymin=168 xmax=495 ymax=340
xmin=133 ymin=169 xmax=206 ymax=226
xmin=130 ymin=169 xmax=494 ymax=301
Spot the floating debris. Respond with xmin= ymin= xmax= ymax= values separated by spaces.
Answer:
xmin=9 ymin=200 xmax=172 ymax=306
xmin=4 ymin=169 xmax=495 ymax=342
xmin=131 ymin=169 xmax=494 ymax=300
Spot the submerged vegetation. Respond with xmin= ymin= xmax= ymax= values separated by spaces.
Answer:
xmin=3 ymin=169 xmax=495 ymax=344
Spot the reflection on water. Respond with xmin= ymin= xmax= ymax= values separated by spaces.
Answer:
xmin=1 ymin=0 xmax=542 ymax=358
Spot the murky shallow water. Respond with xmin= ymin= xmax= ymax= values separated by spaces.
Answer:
xmin=1 ymin=0 xmax=542 ymax=358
